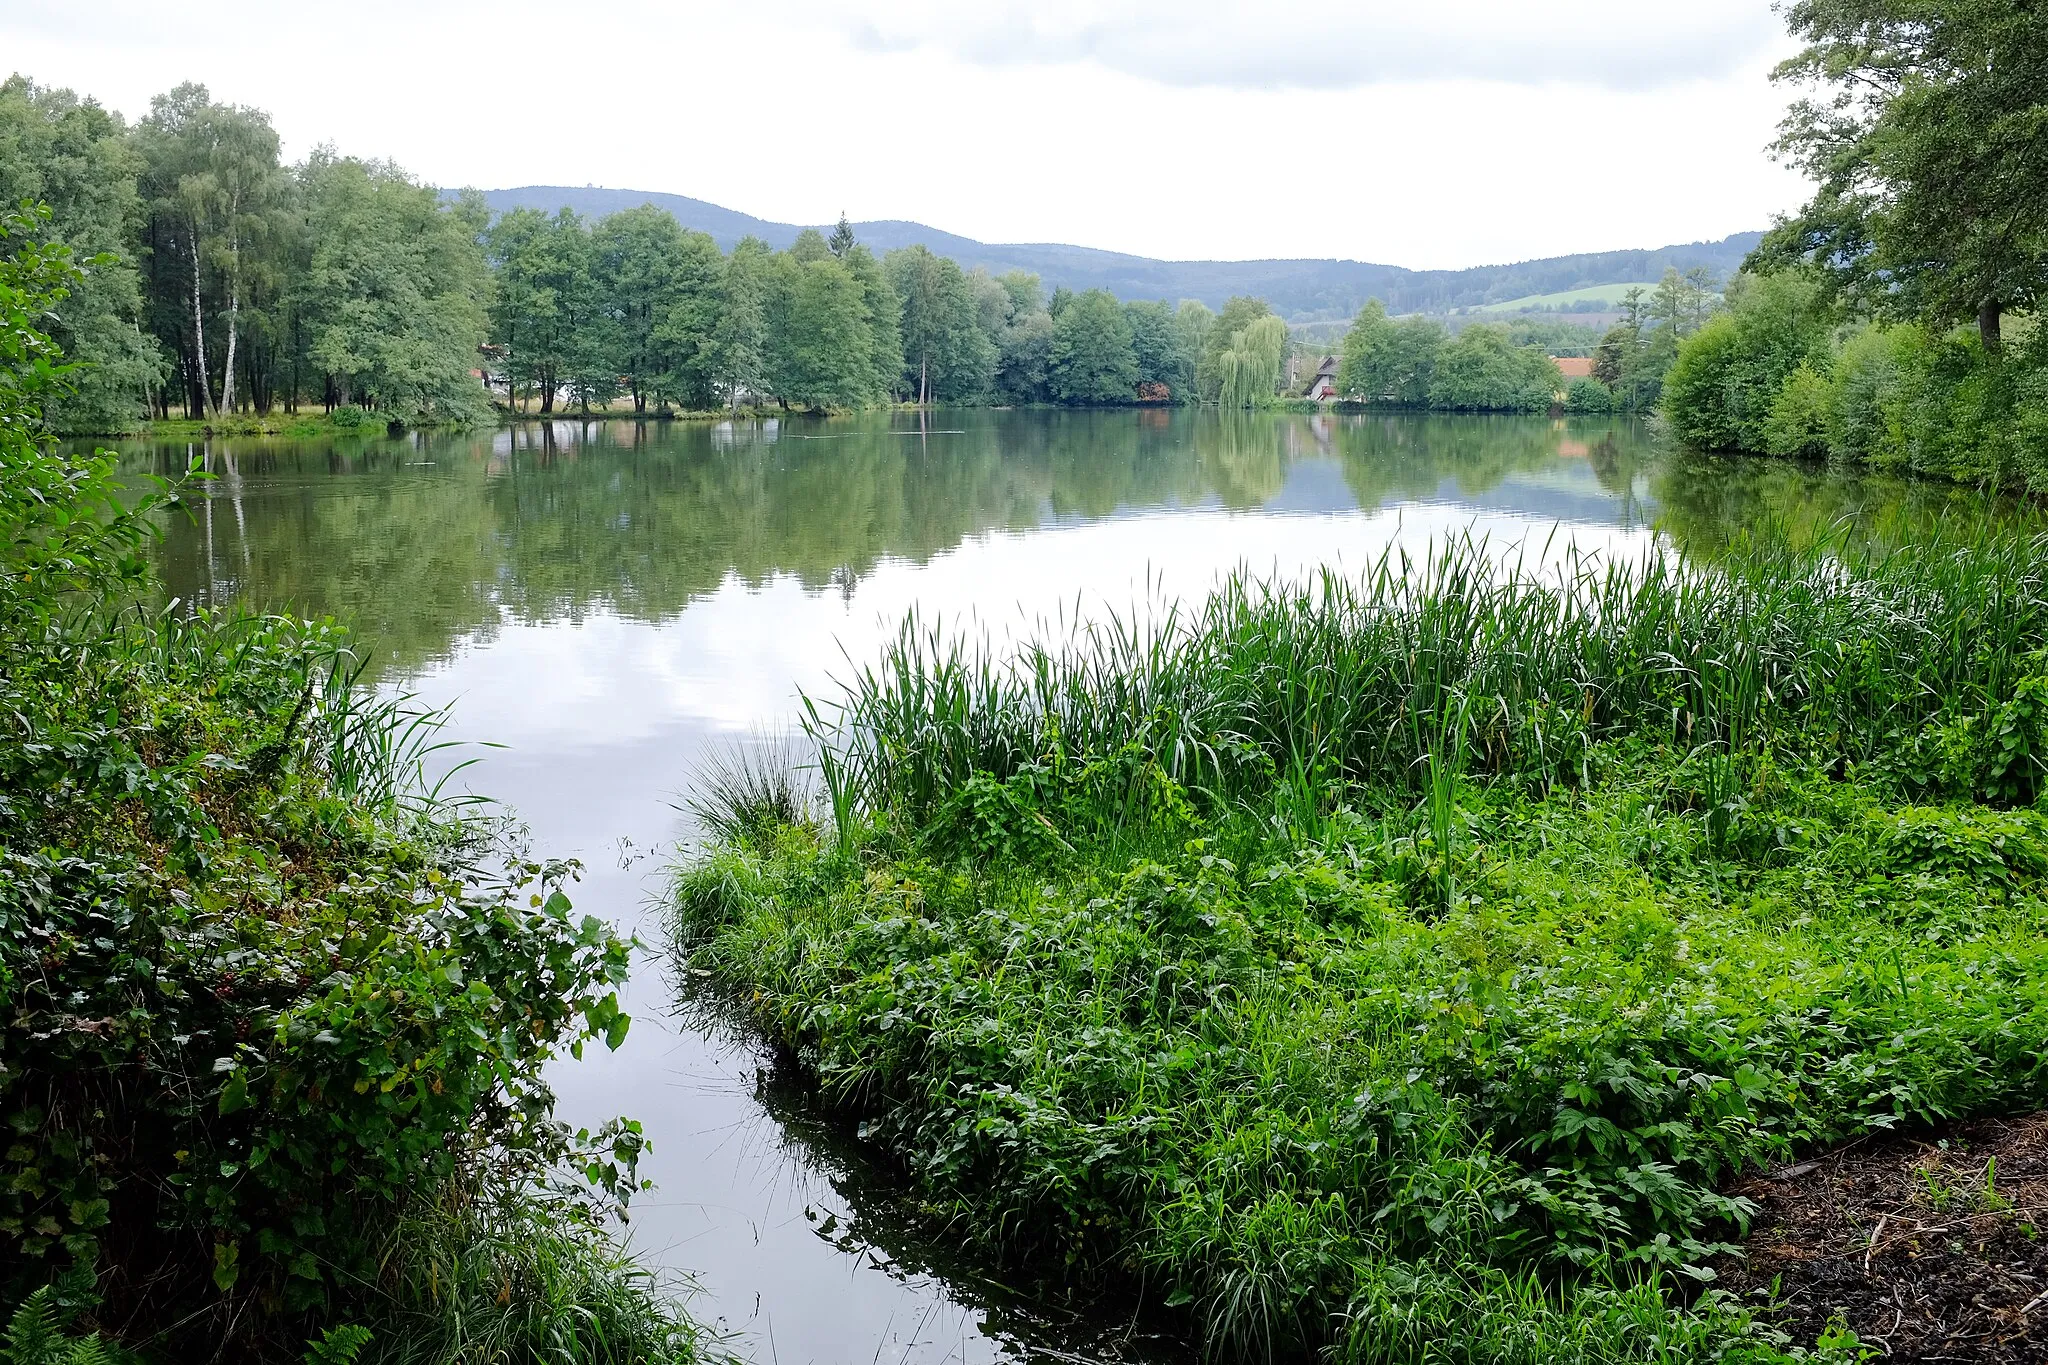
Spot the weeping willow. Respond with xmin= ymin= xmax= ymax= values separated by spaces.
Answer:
xmin=1217 ymin=315 xmax=1288 ymax=408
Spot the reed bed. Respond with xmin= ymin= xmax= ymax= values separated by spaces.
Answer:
xmin=815 ymin=528 xmax=2048 ymax=831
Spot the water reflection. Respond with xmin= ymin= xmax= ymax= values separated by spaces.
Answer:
xmin=80 ymin=411 xmax=2041 ymax=1364
xmin=112 ymin=411 xmax=1666 ymax=681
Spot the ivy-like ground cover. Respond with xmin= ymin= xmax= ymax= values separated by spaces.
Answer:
xmin=673 ymin=537 xmax=2048 ymax=1363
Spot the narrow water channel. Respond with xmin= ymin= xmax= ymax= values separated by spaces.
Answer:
xmin=99 ymin=410 xmax=2006 ymax=1362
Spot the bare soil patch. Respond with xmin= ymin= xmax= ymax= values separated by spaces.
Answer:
xmin=1719 ymin=1111 xmax=2048 ymax=1362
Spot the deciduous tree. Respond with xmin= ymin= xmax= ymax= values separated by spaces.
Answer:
xmin=1759 ymin=0 xmax=2048 ymax=353
xmin=1048 ymin=288 xmax=1138 ymax=405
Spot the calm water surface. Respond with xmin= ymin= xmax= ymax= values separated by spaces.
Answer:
xmin=94 ymin=409 xmax=2026 ymax=1363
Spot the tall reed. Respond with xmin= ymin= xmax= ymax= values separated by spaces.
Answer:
xmin=807 ymin=527 xmax=2048 ymax=830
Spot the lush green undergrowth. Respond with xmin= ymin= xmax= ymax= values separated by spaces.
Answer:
xmin=1 ymin=218 xmax=708 ymax=1359
xmin=672 ymin=531 xmax=2048 ymax=1363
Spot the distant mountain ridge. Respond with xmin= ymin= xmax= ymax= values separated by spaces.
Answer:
xmin=474 ymin=185 xmax=1761 ymax=323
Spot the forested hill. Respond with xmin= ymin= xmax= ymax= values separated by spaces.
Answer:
xmin=475 ymin=185 xmax=1760 ymax=321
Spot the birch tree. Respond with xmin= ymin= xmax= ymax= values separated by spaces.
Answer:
xmin=135 ymin=84 xmax=283 ymax=418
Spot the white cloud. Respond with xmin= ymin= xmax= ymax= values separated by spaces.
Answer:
xmin=832 ymin=1 xmax=1783 ymax=92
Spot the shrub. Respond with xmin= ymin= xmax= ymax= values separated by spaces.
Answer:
xmin=1562 ymin=377 xmax=1614 ymax=413
xmin=328 ymin=404 xmax=372 ymax=430
xmin=1663 ymin=272 xmax=1829 ymax=451
xmin=1763 ymin=361 xmax=1834 ymax=457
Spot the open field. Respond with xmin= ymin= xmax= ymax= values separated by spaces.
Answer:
xmin=1466 ymin=282 xmax=1669 ymax=314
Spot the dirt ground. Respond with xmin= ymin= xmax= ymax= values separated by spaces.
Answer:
xmin=1718 ymin=1111 xmax=2048 ymax=1362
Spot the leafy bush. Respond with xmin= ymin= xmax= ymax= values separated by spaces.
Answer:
xmin=0 ymin=212 xmax=691 ymax=1361
xmin=327 ymin=404 xmax=373 ymax=430
xmin=1665 ymin=268 xmax=2048 ymax=491
xmin=1763 ymin=362 xmax=1834 ymax=457
xmin=1562 ymin=377 xmax=1613 ymax=413
xmin=1663 ymin=272 xmax=1831 ymax=452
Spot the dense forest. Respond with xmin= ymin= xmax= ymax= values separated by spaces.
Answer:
xmin=3 ymin=76 xmax=1349 ymax=430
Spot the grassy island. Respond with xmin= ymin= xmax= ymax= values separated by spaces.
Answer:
xmin=673 ymin=531 xmax=2048 ymax=1362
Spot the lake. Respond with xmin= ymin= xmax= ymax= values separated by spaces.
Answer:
xmin=93 ymin=408 xmax=2027 ymax=1364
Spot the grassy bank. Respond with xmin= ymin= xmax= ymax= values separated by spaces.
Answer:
xmin=671 ymin=531 xmax=2048 ymax=1362
xmin=1 ymin=223 xmax=711 ymax=1359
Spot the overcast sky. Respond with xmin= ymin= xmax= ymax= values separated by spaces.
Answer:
xmin=5 ymin=1 xmax=1809 ymax=270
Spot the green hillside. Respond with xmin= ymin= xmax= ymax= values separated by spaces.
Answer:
xmin=1465 ymin=280 xmax=1666 ymax=314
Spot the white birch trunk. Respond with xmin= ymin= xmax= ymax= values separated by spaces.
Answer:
xmin=188 ymin=235 xmax=214 ymax=418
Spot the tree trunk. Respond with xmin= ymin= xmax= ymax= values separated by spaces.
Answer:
xmin=188 ymin=236 xmax=214 ymax=418
xmin=221 ymin=286 xmax=240 ymax=414
xmin=1979 ymin=298 xmax=2003 ymax=357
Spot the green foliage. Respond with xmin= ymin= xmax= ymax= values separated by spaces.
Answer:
xmin=486 ymin=207 xmax=601 ymax=414
xmin=988 ymin=271 xmax=1054 ymax=403
xmin=2 ymin=1290 xmax=119 ymax=1365
xmin=1217 ymin=314 xmax=1288 ymax=409
xmin=887 ymin=244 xmax=994 ymax=404
xmin=134 ymin=82 xmax=290 ymax=422
xmin=301 ymin=1324 xmax=370 ymax=1365
xmin=676 ymin=529 xmax=2048 ymax=1362
xmin=1336 ymin=302 xmax=1467 ymax=409
xmin=704 ymin=236 xmax=769 ymax=415
xmin=0 ymin=78 xmax=161 ymax=434
xmin=1428 ymin=324 xmax=1561 ymax=412
xmin=1667 ymin=269 xmax=2048 ymax=487
xmin=1196 ymin=295 xmax=1271 ymax=403
xmin=592 ymin=204 xmax=722 ymax=413
xmin=1762 ymin=0 xmax=2047 ymax=349
xmin=1047 ymin=289 xmax=1138 ymax=405
xmin=1763 ymin=362 xmax=1834 ymax=457
xmin=1663 ymin=272 xmax=1831 ymax=452
xmin=298 ymin=154 xmax=489 ymax=424
xmin=0 ymin=217 xmax=686 ymax=1361
xmin=1563 ymin=376 xmax=1614 ymax=414
xmin=764 ymin=253 xmax=892 ymax=410
xmin=0 ymin=210 xmax=157 ymax=612
xmin=363 ymin=1176 xmax=708 ymax=1365
xmin=1122 ymin=298 xmax=1195 ymax=401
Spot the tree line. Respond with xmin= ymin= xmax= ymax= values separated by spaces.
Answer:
xmin=2 ymin=75 xmax=1323 ymax=433
xmin=1661 ymin=0 xmax=2047 ymax=489
xmin=479 ymin=208 xmax=1249 ymax=416
xmin=1329 ymin=266 xmax=1719 ymax=416
xmin=1 ymin=78 xmax=492 ymax=430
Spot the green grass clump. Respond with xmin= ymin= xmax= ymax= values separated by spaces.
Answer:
xmin=672 ymin=533 xmax=2048 ymax=1363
